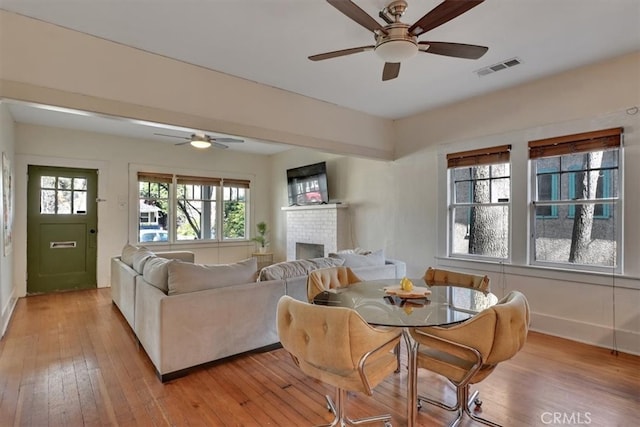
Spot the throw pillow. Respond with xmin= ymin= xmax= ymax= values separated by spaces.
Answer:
xmin=336 ymin=248 xmax=372 ymax=255
xmin=309 ymin=257 xmax=345 ymax=269
xmin=132 ymin=248 xmax=155 ymax=274
xmin=168 ymin=257 xmax=258 ymax=295
xmin=329 ymin=248 xmax=385 ymax=268
xmin=258 ymin=257 xmax=344 ymax=281
xmin=121 ymin=244 xmax=139 ymax=267
xmin=142 ymin=257 xmax=173 ymax=293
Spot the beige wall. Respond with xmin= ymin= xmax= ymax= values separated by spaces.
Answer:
xmin=395 ymin=52 xmax=640 ymax=156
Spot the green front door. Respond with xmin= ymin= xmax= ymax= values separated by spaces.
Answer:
xmin=27 ymin=166 xmax=98 ymax=294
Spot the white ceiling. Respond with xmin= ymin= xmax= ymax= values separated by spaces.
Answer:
xmin=2 ymin=0 xmax=640 ymax=154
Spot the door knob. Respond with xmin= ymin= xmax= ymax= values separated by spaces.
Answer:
xmin=89 ymin=229 xmax=97 ymax=234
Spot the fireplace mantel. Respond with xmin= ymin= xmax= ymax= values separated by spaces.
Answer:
xmin=282 ymin=203 xmax=350 ymax=261
xmin=281 ymin=203 xmax=348 ymax=212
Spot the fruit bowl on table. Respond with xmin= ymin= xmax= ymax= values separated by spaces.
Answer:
xmin=383 ymin=285 xmax=432 ymax=299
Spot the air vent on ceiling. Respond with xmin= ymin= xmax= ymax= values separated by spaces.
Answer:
xmin=475 ymin=57 xmax=522 ymax=77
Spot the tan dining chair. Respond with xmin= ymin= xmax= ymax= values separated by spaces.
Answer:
xmin=277 ymin=295 xmax=401 ymax=427
xmin=409 ymin=290 xmax=530 ymax=427
xmin=308 ymin=266 xmax=402 ymax=372
xmin=423 ymin=267 xmax=491 ymax=292
xmin=307 ymin=266 xmax=362 ymax=302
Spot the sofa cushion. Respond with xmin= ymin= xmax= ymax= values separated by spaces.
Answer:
xmin=121 ymin=244 xmax=139 ymax=267
xmin=258 ymin=257 xmax=344 ymax=281
xmin=329 ymin=248 xmax=385 ymax=268
xmin=168 ymin=258 xmax=258 ymax=295
xmin=143 ymin=257 xmax=173 ymax=293
xmin=132 ymin=248 xmax=155 ymax=274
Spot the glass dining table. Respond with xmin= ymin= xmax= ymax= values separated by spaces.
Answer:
xmin=313 ymin=278 xmax=499 ymax=427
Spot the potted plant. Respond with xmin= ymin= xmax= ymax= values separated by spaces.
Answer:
xmin=251 ymin=221 xmax=269 ymax=253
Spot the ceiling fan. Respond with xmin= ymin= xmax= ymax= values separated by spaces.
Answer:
xmin=309 ymin=0 xmax=489 ymax=81
xmin=154 ymin=132 xmax=244 ymax=149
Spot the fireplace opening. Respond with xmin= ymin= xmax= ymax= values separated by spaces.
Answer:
xmin=296 ymin=243 xmax=324 ymax=260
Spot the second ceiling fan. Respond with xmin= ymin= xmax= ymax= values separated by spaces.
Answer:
xmin=309 ymin=0 xmax=489 ymax=81
xmin=154 ymin=132 xmax=244 ymax=149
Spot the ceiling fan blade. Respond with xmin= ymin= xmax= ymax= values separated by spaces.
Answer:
xmin=154 ymin=132 xmax=188 ymax=140
xmin=327 ymin=0 xmax=387 ymax=34
xmin=409 ymin=0 xmax=485 ymax=37
xmin=309 ymin=45 xmax=374 ymax=61
xmin=382 ymin=62 xmax=400 ymax=81
xmin=212 ymin=142 xmax=229 ymax=150
xmin=418 ymin=41 xmax=488 ymax=59
xmin=212 ymin=137 xmax=243 ymax=143
xmin=174 ymin=141 xmax=190 ymax=146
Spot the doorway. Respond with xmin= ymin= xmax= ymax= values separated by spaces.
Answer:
xmin=27 ymin=165 xmax=98 ymax=294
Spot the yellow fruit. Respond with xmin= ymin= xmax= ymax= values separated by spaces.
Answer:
xmin=401 ymin=277 xmax=413 ymax=292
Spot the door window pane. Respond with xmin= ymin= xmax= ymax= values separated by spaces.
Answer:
xmin=74 ymin=178 xmax=87 ymax=190
xmin=41 ymin=190 xmax=56 ymax=214
xmin=57 ymin=191 xmax=72 ymax=214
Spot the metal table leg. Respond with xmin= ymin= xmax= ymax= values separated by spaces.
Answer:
xmin=403 ymin=329 xmax=419 ymax=427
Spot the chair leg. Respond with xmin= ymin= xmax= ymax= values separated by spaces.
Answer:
xmin=317 ymin=388 xmax=393 ymax=427
xmin=417 ymin=385 xmax=501 ymax=427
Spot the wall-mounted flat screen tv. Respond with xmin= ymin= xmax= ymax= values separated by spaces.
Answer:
xmin=287 ymin=161 xmax=329 ymax=206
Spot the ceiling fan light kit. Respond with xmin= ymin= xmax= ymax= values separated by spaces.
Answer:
xmin=190 ymin=139 xmax=212 ymax=149
xmin=374 ymin=25 xmax=418 ymax=62
xmin=312 ymin=0 xmax=488 ymax=81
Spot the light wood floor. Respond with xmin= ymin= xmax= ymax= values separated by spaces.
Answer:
xmin=0 ymin=289 xmax=638 ymax=426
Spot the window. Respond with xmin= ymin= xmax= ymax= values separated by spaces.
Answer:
xmin=529 ymin=127 xmax=622 ymax=271
xmin=448 ymin=145 xmax=511 ymax=260
xmin=137 ymin=172 xmax=250 ymax=244
xmin=40 ymin=175 xmax=87 ymax=214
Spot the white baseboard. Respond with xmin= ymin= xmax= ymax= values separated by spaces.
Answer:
xmin=1 ymin=294 xmax=17 ymax=338
xmin=530 ymin=312 xmax=639 ymax=356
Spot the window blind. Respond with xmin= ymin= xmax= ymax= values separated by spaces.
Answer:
xmin=447 ymin=145 xmax=511 ymax=168
xmin=222 ymin=178 xmax=251 ymax=189
xmin=176 ymin=175 xmax=222 ymax=186
xmin=138 ymin=172 xmax=250 ymax=188
xmin=528 ymin=127 xmax=622 ymax=159
xmin=137 ymin=172 xmax=172 ymax=183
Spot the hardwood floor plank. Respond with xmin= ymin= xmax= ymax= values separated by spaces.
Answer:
xmin=0 ymin=288 xmax=638 ymax=427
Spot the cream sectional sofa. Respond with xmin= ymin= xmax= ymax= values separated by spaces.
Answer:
xmin=110 ymin=245 xmax=406 ymax=381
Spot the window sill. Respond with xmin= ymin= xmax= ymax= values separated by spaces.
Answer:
xmin=434 ymin=256 xmax=640 ymax=291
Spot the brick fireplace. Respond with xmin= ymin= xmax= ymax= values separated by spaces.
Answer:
xmin=282 ymin=204 xmax=350 ymax=261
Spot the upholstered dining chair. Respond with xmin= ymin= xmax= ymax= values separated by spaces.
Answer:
xmin=409 ymin=291 xmax=530 ymax=427
xmin=277 ymin=295 xmax=401 ymax=427
xmin=307 ymin=266 xmax=401 ymax=371
xmin=307 ymin=266 xmax=362 ymax=302
xmin=423 ymin=267 xmax=491 ymax=292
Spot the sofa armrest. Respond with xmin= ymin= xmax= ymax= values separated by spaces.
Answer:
xmin=155 ymin=251 xmax=195 ymax=263
xmin=110 ymin=256 xmax=137 ymax=328
xmin=134 ymin=278 xmax=166 ymax=371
